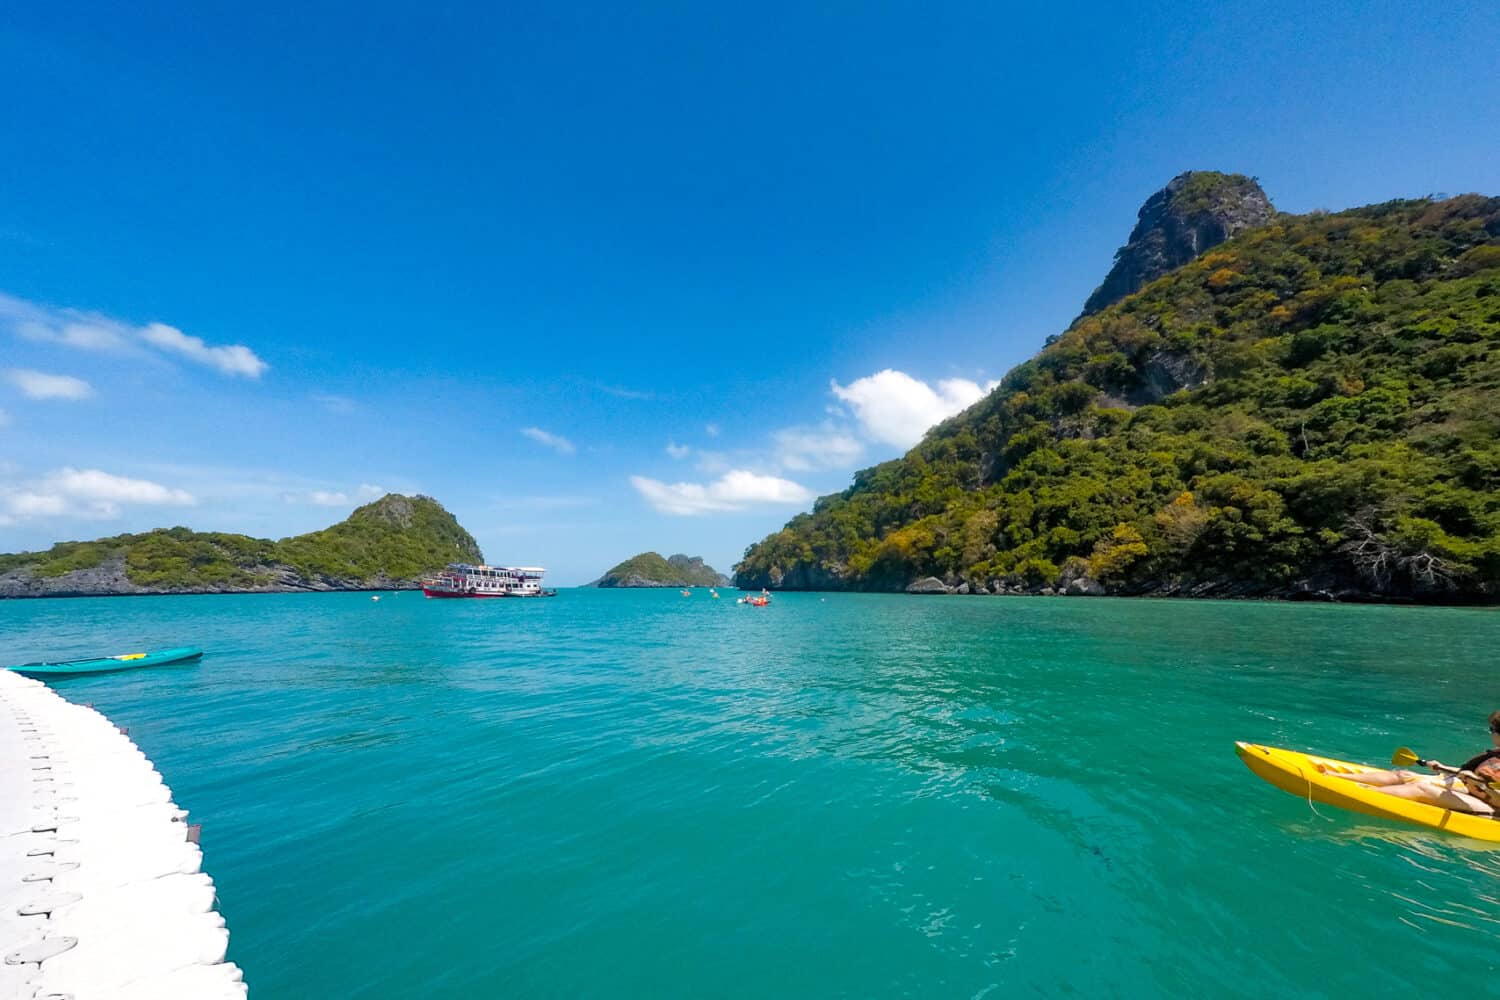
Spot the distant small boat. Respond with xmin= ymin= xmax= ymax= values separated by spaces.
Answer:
xmin=371 ymin=595 xmax=382 ymax=602
xmin=681 ymin=589 xmax=692 ymax=597
xmin=6 ymin=646 xmax=204 ymax=678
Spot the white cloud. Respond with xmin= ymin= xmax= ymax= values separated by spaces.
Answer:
xmin=1 ymin=292 xmax=135 ymax=353
xmin=308 ymin=490 xmax=350 ymax=506
xmin=47 ymin=468 xmax=194 ymax=506
xmin=1 ymin=466 xmax=195 ymax=521
xmin=8 ymin=491 xmax=67 ymax=517
xmin=521 ymin=427 xmax=576 ymax=455
xmin=300 ymin=483 xmax=384 ymax=507
xmin=830 ymin=369 xmax=998 ymax=448
xmin=140 ymin=322 xmax=268 ymax=379
xmin=21 ymin=318 xmax=130 ymax=352
xmin=661 ymin=368 xmax=987 ymax=486
xmin=0 ymin=290 xmax=267 ymax=379
xmin=772 ymin=425 xmax=864 ymax=471
xmin=630 ymin=469 xmax=813 ymax=516
xmin=6 ymin=369 xmax=93 ymax=400
xmin=705 ymin=423 xmax=721 ymax=437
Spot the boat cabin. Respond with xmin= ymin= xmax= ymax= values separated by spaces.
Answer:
xmin=425 ymin=563 xmax=547 ymax=596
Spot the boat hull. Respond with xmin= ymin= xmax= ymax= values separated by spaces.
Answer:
xmin=1235 ymin=741 xmax=1500 ymax=842
xmin=7 ymin=646 xmax=204 ymax=678
xmin=422 ymin=588 xmax=511 ymax=598
xmin=422 ymin=588 xmax=558 ymax=599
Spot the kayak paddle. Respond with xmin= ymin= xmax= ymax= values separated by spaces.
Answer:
xmin=1392 ymin=746 xmax=1453 ymax=771
xmin=1392 ymin=746 xmax=1497 ymax=791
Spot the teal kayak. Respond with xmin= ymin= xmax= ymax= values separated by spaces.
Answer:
xmin=6 ymin=646 xmax=204 ymax=677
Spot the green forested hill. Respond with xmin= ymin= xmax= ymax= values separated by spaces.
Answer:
xmin=0 ymin=494 xmax=484 ymax=596
xmin=594 ymin=552 xmax=729 ymax=587
xmin=735 ymin=194 xmax=1500 ymax=601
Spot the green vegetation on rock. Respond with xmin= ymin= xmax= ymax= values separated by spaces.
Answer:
xmin=595 ymin=552 xmax=729 ymax=588
xmin=272 ymin=494 xmax=483 ymax=582
xmin=0 ymin=494 xmax=483 ymax=595
xmin=0 ymin=538 xmax=131 ymax=579
xmin=736 ymin=193 xmax=1500 ymax=601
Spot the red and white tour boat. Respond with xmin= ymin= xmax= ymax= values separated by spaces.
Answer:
xmin=421 ymin=563 xmax=556 ymax=599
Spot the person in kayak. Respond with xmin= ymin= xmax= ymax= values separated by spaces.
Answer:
xmin=1313 ymin=711 xmax=1500 ymax=815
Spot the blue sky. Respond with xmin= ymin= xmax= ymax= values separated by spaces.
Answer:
xmin=1 ymin=1 xmax=1497 ymax=584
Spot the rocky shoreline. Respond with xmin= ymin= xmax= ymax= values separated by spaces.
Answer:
xmin=886 ymin=570 xmax=1475 ymax=604
xmin=743 ymin=559 xmax=1483 ymax=605
xmin=0 ymin=557 xmax=421 ymax=599
xmin=593 ymin=573 xmax=703 ymax=588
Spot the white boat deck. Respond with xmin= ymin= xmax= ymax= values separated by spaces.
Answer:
xmin=0 ymin=669 xmax=246 ymax=999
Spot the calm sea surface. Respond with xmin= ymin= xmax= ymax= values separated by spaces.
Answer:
xmin=2 ymin=590 xmax=1498 ymax=997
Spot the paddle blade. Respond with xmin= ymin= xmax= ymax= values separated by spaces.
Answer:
xmin=1392 ymin=746 xmax=1421 ymax=767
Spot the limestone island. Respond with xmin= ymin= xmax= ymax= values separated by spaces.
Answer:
xmin=0 ymin=494 xmax=483 ymax=598
xmin=591 ymin=552 xmax=731 ymax=588
xmin=734 ymin=173 xmax=1500 ymax=604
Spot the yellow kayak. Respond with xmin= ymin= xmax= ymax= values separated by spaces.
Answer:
xmin=1235 ymin=741 xmax=1500 ymax=842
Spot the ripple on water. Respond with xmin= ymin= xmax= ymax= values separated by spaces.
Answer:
xmin=4 ymin=591 xmax=1500 ymax=997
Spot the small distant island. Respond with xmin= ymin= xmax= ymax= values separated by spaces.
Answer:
xmin=0 ymin=494 xmax=483 ymax=598
xmin=591 ymin=552 xmax=730 ymax=588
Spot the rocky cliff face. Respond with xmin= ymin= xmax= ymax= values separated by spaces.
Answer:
xmin=1075 ymin=171 xmax=1274 ymax=321
xmin=354 ymin=493 xmax=422 ymax=529
xmin=663 ymin=554 xmax=730 ymax=586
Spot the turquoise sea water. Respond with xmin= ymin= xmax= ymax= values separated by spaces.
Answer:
xmin=3 ymin=590 xmax=1499 ymax=996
